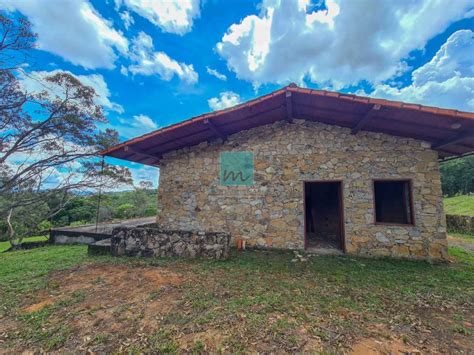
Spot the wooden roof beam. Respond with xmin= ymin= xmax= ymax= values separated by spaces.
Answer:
xmin=285 ymin=90 xmax=293 ymax=123
xmin=432 ymin=130 xmax=474 ymax=150
xmin=123 ymin=146 xmax=161 ymax=161
xmin=203 ymin=118 xmax=227 ymax=140
xmin=351 ymin=104 xmax=381 ymax=134
xmin=147 ymin=106 xmax=283 ymax=154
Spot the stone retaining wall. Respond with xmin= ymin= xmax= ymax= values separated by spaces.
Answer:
xmin=446 ymin=214 xmax=474 ymax=234
xmin=111 ymin=225 xmax=231 ymax=260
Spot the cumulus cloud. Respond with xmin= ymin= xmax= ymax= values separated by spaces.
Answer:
xmin=128 ymin=163 xmax=159 ymax=188
xmin=1 ymin=0 xmax=128 ymax=69
xmin=105 ymin=114 xmax=159 ymax=139
xmin=216 ymin=0 xmax=473 ymax=88
xmin=19 ymin=70 xmax=124 ymax=113
xmin=206 ymin=67 xmax=227 ymax=81
xmin=115 ymin=0 xmax=200 ymax=35
xmin=127 ymin=31 xmax=198 ymax=84
xmin=132 ymin=114 xmax=158 ymax=130
xmin=119 ymin=10 xmax=134 ymax=29
xmin=120 ymin=65 xmax=129 ymax=76
xmin=208 ymin=91 xmax=241 ymax=111
xmin=363 ymin=30 xmax=474 ymax=111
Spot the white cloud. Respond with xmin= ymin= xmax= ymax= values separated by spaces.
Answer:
xmin=216 ymin=0 xmax=473 ymax=88
xmin=119 ymin=10 xmax=134 ymax=29
xmin=127 ymin=31 xmax=198 ymax=84
xmin=208 ymin=91 xmax=241 ymax=111
xmin=115 ymin=0 xmax=200 ymax=35
xmin=19 ymin=70 xmax=124 ymax=113
xmin=106 ymin=114 xmax=159 ymax=139
xmin=5 ymin=136 xmax=100 ymax=191
xmin=1 ymin=0 xmax=128 ymax=69
xmin=206 ymin=67 xmax=227 ymax=81
xmin=129 ymin=163 xmax=159 ymax=188
xmin=133 ymin=114 xmax=158 ymax=130
xmin=362 ymin=30 xmax=474 ymax=111
xmin=120 ymin=65 xmax=129 ymax=76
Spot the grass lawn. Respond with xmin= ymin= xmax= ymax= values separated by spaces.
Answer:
xmin=0 ymin=245 xmax=473 ymax=353
xmin=444 ymin=194 xmax=474 ymax=216
xmin=0 ymin=236 xmax=49 ymax=253
xmin=0 ymin=236 xmax=48 ymax=253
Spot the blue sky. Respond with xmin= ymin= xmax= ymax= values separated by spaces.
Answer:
xmin=1 ymin=0 xmax=473 ymax=188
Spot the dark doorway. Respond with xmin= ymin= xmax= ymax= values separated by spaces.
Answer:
xmin=304 ymin=181 xmax=344 ymax=250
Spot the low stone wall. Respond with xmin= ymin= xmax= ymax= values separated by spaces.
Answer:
xmin=111 ymin=225 xmax=231 ymax=260
xmin=50 ymin=230 xmax=110 ymax=245
xmin=446 ymin=214 xmax=474 ymax=234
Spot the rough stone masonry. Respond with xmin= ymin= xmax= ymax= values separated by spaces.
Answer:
xmin=156 ymin=119 xmax=448 ymax=260
xmin=111 ymin=225 xmax=231 ymax=260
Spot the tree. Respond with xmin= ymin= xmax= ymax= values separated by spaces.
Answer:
xmin=0 ymin=15 xmax=132 ymax=246
xmin=116 ymin=203 xmax=136 ymax=219
xmin=440 ymin=156 xmax=474 ymax=197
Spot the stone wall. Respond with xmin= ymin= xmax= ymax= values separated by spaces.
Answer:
xmin=446 ymin=214 xmax=474 ymax=234
xmin=156 ymin=120 xmax=447 ymax=260
xmin=111 ymin=225 xmax=231 ymax=260
xmin=50 ymin=230 xmax=109 ymax=245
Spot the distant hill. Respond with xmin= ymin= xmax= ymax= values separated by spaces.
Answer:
xmin=444 ymin=195 xmax=474 ymax=216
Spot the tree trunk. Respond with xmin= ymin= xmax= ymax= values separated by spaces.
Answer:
xmin=6 ymin=208 xmax=20 ymax=247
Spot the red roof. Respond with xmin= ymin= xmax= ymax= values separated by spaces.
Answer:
xmin=100 ymin=84 xmax=474 ymax=166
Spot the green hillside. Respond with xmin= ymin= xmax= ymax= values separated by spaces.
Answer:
xmin=0 ymin=189 xmax=157 ymax=241
xmin=444 ymin=195 xmax=474 ymax=216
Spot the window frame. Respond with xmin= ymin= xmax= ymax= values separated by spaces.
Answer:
xmin=372 ymin=179 xmax=415 ymax=227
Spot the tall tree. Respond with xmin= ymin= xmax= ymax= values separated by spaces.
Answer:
xmin=0 ymin=14 xmax=131 ymax=246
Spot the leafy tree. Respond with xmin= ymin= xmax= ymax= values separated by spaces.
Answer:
xmin=440 ymin=156 xmax=474 ymax=197
xmin=0 ymin=15 xmax=132 ymax=246
xmin=116 ymin=203 xmax=136 ymax=219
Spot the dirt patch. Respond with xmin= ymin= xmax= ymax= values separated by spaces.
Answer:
xmin=0 ymin=317 xmax=22 ymax=352
xmin=16 ymin=263 xmax=185 ymax=352
xmin=351 ymin=337 xmax=421 ymax=355
xmin=301 ymin=337 xmax=323 ymax=352
xmin=177 ymin=329 xmax=225 ymax=352
xmin=23 ymin=299 xmax=55 ymax=313
xmin=48 ymin=263 xmax=183 ymax=295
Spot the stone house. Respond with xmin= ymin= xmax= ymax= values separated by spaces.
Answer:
xmin=101 ymin=85 xmax=474 ymax=260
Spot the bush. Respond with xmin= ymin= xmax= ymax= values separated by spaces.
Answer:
xmin=116 ymin=203 xmax=136 ymax=219
xmin=38 ymin=220 xmax=53 ymax=231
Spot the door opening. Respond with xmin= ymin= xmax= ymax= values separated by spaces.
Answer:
xmin=304 ymin=181 xmax=344 ymax=250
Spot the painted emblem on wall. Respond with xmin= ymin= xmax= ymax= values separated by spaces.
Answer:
xmin=220 ymin=151 xmax=254 ymax=186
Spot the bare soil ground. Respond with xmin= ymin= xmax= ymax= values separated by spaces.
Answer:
xmin=1 ymin=242 xmax=473 ymax=353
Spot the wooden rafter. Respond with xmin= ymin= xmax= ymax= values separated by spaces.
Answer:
xmin=203 ymin=118 xmax=227 ymax=140
xmin=124 ymin=146 xmax=161 ymax=161
xmin=351 ymin=104 xmax=381 ymax=134
xmin=432 ymin=130 xmax=474 ymax=150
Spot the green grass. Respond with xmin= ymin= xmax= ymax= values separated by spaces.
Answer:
xmin=0 ymin=236 xmax=49 ymax=253
xmin=1 ymin=245 xmax=473 ymax=353
xmin=444 ymin=195 xmax=474 ymax=216
xmin=0 ymin=246 xmax=89 ymax=311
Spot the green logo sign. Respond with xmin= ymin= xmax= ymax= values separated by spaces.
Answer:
xmin=220 ymin=151 xmax=254 ymax=186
